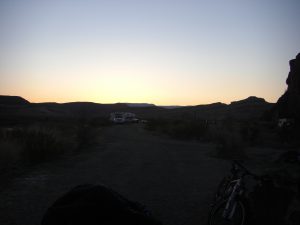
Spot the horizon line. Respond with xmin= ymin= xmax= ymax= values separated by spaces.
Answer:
xmin=0 ymin=94 xmax=276 ymax=106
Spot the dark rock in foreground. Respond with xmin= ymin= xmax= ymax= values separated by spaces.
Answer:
xmin=41 ymin=184 xmax=162 ymax=225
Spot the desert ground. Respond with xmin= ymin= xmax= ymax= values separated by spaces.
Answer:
xmin=0 ymin=122 xmax=294 ymax=225
xmin=0 ymin=123 xmax=234 ymax=225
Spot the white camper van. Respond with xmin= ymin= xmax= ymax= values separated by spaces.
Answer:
xmin=110 ymin=112 xmax=137 ymax=124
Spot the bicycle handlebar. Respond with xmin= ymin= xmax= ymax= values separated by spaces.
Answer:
xmin=231 ymin=161 xmax=277 ymax=186
xmin=232 ymin=160 xmax=260 ymax=179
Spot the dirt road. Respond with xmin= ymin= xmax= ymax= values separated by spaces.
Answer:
xmin=0 ymin=124 xmax=229 ymax=225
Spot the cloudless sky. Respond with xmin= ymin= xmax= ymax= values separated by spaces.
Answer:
xmin=1 ymin=0 xmax=300 ymax=105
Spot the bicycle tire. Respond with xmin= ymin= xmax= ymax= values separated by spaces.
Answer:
xmin=208 ymin=200 xmax=246 ymax=225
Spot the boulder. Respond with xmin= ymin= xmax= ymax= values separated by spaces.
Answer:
xmin=41 ymin=184 xmax=162 ymax=225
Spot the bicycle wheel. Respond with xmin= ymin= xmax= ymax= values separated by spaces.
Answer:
xmin=208 ymin=200 xmax=246 ymax=225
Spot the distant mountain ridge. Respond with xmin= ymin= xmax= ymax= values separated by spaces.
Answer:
xmin=126 ymin=103 xmax=156 ymax=108
xmin=0 ymin=95 xmax=273 ymax=122
xmin=0 ymin=95 xmax=270 ymax=107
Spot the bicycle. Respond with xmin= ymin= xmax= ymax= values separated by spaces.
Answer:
xmin=208 ymin=160 xmax=264 ymax=225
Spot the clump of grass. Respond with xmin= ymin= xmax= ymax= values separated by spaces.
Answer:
xmin=146 ymin=119 xmax=209 ymax=140
xmin=167 ymin=120 xmax=209 ymax=140
xmin=0 ymin=120 xmax=107 ymax=179
xmin=20 ymin=126 xmax=67 ymax=164
xmin=215 ymin=132 xmax=245 ymax=158
xmin=0 ymin=140 xmax=21 ymax=173
xmin=146 ymin=118 xmax=248 ymax=158
xmin=76 ymin=124 xmax=98 ymax=151
xmin=145 ymin=118 xmax=169 ymax=132
xmin=239 ymin=123 xmax=262 ymax=146
xmin=211 ymin=124 xmax=246 ymax=159
xmin=90 ymin=117 xmax=113 ymax=127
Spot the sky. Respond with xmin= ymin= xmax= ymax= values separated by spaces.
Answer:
xmin=0 ymin=0 xmax=300 ymax=105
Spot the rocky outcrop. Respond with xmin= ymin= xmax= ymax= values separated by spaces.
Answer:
xmin=230 ymin=96 xmax=267 ymax=106
xmin=286 ymin=53 xmax=300 ymax=94
xmin=276 ymin=53 xmax=300 ymax=119
xmin=0 ymin=95 xmax=30 ymax=105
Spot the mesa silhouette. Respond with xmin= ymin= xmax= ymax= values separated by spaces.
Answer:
xmin=0 ymin=95 xmax=273 ymax=126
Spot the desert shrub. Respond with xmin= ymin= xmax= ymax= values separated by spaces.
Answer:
xmin=0 ymin=121 xmax=105 ymax=175
xmin=0 ymin=128 xmax=5 ymax=139
xmin=20 ymin=127 xmax=67 ymax=164
xmin=76 ymin=124 xmax=91 ymax=150
xmin=145 ymin=119 xmax=169 ymax=131
xmin=167 ymin=120 xmax=209 ymax=140
xmin=249 ymin=126 xmax=261 ymax=144
xmin=0 ymin=140 xmax=21 ymax=173
xmin=239 ymin=123 xmax=262 ymax=146
xmin=146 ymin=119 xmax=209 ymax=140
xmin=277 ymin=123 xmax=299 ymax=146
xmin=75 ymin=121 xmax=103 ymax=151
xmin=214 ymin=129 xmax=246 ymax=159
xmin=90 ymin=117 xmax=113 ymax=127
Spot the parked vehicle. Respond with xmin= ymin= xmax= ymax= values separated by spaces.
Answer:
xmin=110 ymin=112 xmax=138 ymax=124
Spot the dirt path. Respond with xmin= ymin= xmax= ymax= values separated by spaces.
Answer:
xmin=0 ymin=124 xmax=229 ymax=225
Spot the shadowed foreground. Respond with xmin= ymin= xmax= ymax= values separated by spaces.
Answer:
xmin=0 ymin=124 xmax=228 ymax=225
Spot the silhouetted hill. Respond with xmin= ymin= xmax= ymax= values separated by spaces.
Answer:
xmin=230 ymin=96 xmax=267 ymax=105
xmin=227 ymin=96 xmax=273 ymax=120
xmin=0 ymin=95 xmax=273 ymax=125
xmin=28 ymin=102 xmax=132 ymax=118
xmin=0 ymin=95 xmax=30 ymax=105
xmin=142 ymin=98 xmax=273 ymax=121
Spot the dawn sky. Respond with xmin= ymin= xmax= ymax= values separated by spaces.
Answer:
xmin=1 ymin=0 xmax=300 ymax=105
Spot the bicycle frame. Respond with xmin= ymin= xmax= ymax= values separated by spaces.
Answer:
xmin=209 ymin=161 xmax=263 ymax=225
xmin=222 ymin=177 xmax=244 ymax=220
